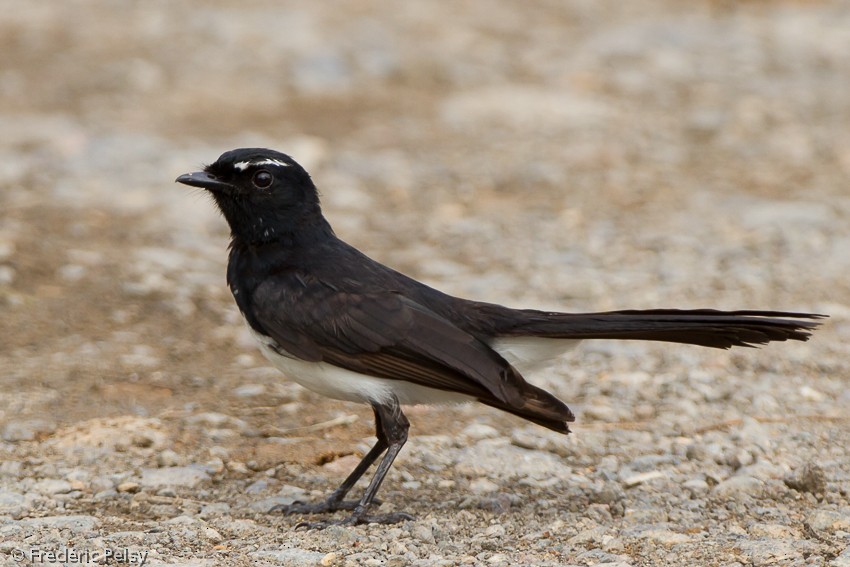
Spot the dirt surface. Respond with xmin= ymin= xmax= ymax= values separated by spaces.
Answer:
xmin=1 ymin=2 xmax=849 ymax=566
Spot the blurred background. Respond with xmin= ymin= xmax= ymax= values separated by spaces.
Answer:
xmin=0 ymin=0 xmax=848 ymax=562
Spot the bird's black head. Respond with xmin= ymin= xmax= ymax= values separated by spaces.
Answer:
xmin=176 ymin=148 xmax=332 ymax=245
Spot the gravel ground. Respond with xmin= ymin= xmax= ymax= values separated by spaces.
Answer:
xmin=1 ymin=2 xmax=849 ymax=566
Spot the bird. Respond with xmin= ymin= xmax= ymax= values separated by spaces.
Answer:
xmin=176 ymin=148 xmax=823 ymax=528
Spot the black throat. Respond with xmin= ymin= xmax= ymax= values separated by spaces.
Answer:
xmin=210 ymin=191 xmax=333 ymax=246
xmin=224 ymin=214 xmax=335 ymax=333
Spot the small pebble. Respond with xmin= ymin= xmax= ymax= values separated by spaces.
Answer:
xmin=469 ymin=478 xmax=499 ymax=494
xmin=139 ymin=466 xmax=210 ymax=488
xmin=462 ymin=423 xmax=499 ymax=440
xmin=682 ymin=478 xmax=709 ymax=494
xmin=157 ymin=449 xmax=182 ymax=467
xmin=202 ymin=527 xmax=223 ymax=542
xmin=117 ymin=482 xmax=141 ymax=493
xmin=622 ymin=470 xmax=665 ymax=488
xmin=712 ymin=476 xmax=764 ymax=499
xmin=33 ymin=479 xmax=73 ymax=495
xmin=0 ymin=265 xmax=15 ymax=285
xmin=784 ymin=463 xmax=826 ymax=495
xmin=412 ymin=522 xmax=436 ymax=544
xmin=806 ymin=509 xmax=850 ymax=533
xmin=233 ymin=383 xmax=266 ymax=397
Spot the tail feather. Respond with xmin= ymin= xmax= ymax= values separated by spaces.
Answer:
xmin=503 ymin=309 xmax=825 ymax=350
xmin=479 ymin=382 xmax=575 ymax=433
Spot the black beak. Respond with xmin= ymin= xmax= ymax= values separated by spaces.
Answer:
xmin=175 ymin=171 xmax=233 ymax=192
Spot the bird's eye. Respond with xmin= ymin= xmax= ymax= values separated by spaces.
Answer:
xmin=252 ymin=170 xmax=273 ymax=188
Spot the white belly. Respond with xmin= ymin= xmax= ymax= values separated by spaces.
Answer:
xmin=251 ymin=329 xmax=473 ymax=405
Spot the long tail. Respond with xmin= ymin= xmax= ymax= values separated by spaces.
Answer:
xmin=502 ymin=309 xmax=825 ymax=349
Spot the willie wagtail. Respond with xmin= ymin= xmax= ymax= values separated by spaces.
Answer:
xmin=177 ymin=148 xmax=823 ymax=527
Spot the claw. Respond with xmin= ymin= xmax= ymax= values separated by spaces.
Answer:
xmin=269 ymin=498 xmax=368 ymax=515
xmin=268 ymin=499 xmax=304 ymax=514
xmin=295 ymin=511 xmax=415 ymax=529
xmin=269 ymin=496 xmax=384 ymax=515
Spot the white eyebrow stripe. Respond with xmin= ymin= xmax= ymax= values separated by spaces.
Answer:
xmin=253 ymin=158 xmax=291 ymax=167
xmin=233 ymin=158 xmax=291 ymax=171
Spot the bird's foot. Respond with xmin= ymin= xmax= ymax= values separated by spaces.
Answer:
xmin=295 ymin=510 xmax=414 ymax=530
xmin=269 ymin=496 xmax=367 ymax=515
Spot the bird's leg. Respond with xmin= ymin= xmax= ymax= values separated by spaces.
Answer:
xmin=270 ymin=407 xmax=388 ymax=515
xmin=294 ymin=396 xmax=415 ymax=528
xmin=270 ymin=439 xmax=387 ymax=515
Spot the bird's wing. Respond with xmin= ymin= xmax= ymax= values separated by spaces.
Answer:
xmin=250 ymin=274 xmax=531 ymax=407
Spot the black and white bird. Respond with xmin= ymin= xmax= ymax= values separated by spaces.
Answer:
xmin=177 ymin=148 xmax=823 ymax=527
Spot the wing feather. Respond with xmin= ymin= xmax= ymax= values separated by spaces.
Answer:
xmin=252 ymin=275 xmax=525 ymax=406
